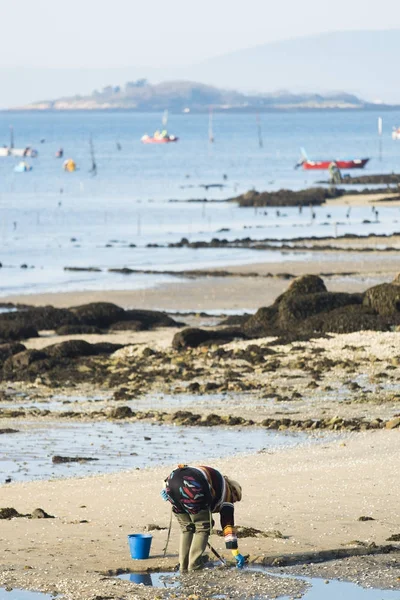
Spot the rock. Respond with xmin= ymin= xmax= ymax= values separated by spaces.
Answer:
xmin=56 ymin=325 xmax=103 ymax=335
xmin=218 ymin=315 xmax=250 ymax=326
xmin=364 ymin=283 xmax=400 ymax=316
xmin=109 ymin=320 xmax=144 ymax=332
xmin=172 ymin=327 xmax=246 ymax=350
xmin=297 ymin=304 xmax=395 ymax=335
xmin=386 ymin=533 xmax=400 ymax=541
xmin=31 ymin=508 xmax=54 ymax=519
xmin=0 ymin=306 xmax=79 ymax=331
xmin=92 ymin=342 xmax=124 ymax=355
xmin=231 ymin=187 xmax=342 ymax=207
xmin=123 ymin=309 xmax=181 ymax=329
xmin=45 ymin=340 xmax=97 ymax=359
xmin=52 ymin=455 xmax=99 ymax=464
xmin=278 ymin=292 xmax=363 ymax=326
xmin=45 ymin=340 xmax=123 ymax=359
xmin=280 ymin=274 xmax=327 ymax=297
xmin=358 ymin=516 xmax=375 ymax=521
xmin=4 ymin=349 xmax=48 ymax=370
xmin=0 ymin=428 xmax=19 ymax=434
xmin=107 ymin=406 xmax=134 ymax=419
xmin=0 ymin=507 xmax=26 ymax=519
xmin=0 ymin=342 xmax=26 ymax=364
xmin=242 ymin=306 xmax=279 ymax=338
xmin=70 ymin=302 xmax=126 ymax=327
xmin=0 ymin=322 xmax=38 ymax=341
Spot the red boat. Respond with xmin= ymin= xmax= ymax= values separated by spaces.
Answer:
xmin=141 ymin=134 xmax=178 ymax=144
xmin=301 ymin=157 xmax=369 ymax=170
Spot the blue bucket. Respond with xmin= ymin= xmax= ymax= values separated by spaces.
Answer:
xmin=127 ymin=534 xmax=153 ymax=560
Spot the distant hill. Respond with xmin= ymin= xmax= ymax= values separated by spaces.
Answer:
xmin=15 ymin=80 xmax=383 ymax=112
xmin=2 ymin=30 xmax=400 ymax=109
xmin=184 ymin=30 xmax=400 ymax=104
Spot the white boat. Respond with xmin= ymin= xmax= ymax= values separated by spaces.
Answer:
xmin=0 ymin=126 xmax=38 ymax=157
xmin=392 ymin=127 xmax=400 ymax=140
xmin=0 ymin=146 xmax=38 ymax=157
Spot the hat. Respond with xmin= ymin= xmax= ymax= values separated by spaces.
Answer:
xmin=224 ymin=476 xmax=242 ymax=502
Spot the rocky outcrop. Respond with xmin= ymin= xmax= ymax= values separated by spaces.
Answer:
xmin=0 ymin=302 xmax=182 ymax=340
xmin=231 ymin=188 xmax=343 ymax=207
xmin=0 ymin=322 xmax=38 ymax=341
xmin=363 ymin=283 xmax=400 ymax=316
xmin=69 ymin=302 xmax=126 ymax=328
xmin=243 ymin=274 xmax=400 ymax=340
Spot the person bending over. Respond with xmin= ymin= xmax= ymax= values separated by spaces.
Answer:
xmin=161 ymin=464 xmax=245 ymax=572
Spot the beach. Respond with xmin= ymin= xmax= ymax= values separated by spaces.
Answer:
xmin=1 ymin=430 xmax=399 ymax=600
xmin=1 ymin=108 xmax=400 ymax=600
xmin=1 ymin=240 xmax=400 ymax=599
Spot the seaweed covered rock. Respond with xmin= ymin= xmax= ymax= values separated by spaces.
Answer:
xmin=70 ymin=302 xmax=126 ymax=328
xmin=243 ymin=274 xmax=400 ymax=340
xmin=0 ymin=306 xmax=78 ymax=331
xmin=279 ymin=274 xmax=327 ymax=298
xmin=242 ymin=306 xmax=280 ymax=338
xmin=0 ymin=322 xmax=38 ymax=341
xmin=109 ymin=320 xmax=144 ymax=332
xmin=6 ymin=349 xmax=48 ymax=368
xmin=45 ymin=340 xmax=99 ymax=359
xmin=172 ymin=327 xmax=246 ymax=350
xmin=56 ymin=325 xmax=103 ymax=335
xmin=231 ymin=187 xmax=343 ymax=207
xmin=123 ymin=309 xmax=182 ymax=329
xmin=363 ymin=283 xmax=400 ymax=316
xmin=2 ymin=349 xmax=50 ymax=378
xmin=0 ymin=342 xmax=26 ymax=364
xmin=297 ymin=305 xmax=398 ymax=335
xmin=278 ymin=292 xmax=363 ymax=326
xmin=45 ymin=340 xmax=123 ymax=359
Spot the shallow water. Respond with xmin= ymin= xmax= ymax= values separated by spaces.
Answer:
xmin=118 ymin=570 xmax=400 ymax=599
xmin=0 ymin=590 xmax=53 ymax=600
xmin=0 ymin=420 xmax=308 ymax=483
xmin=2 ymin=110 xmax=400 ymax=298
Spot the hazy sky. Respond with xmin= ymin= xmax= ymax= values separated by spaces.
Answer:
xmin=3 ymin=0 xmax=400 ymax=68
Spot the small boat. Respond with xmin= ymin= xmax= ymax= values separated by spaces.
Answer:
xmin=302 ymin=158 xmax=369 ymax=170
xmin=0 ymin=147 xmax=38 ymax=157
xmin=296 ymin=148 xmax=369 ymax=170
xmin=141 ymin=134 xmax=178 ymax=144
xmin=14 ymin=161 xmax=32 ymax=172
xmin=392 ymin=127 xmax=400 ymax=140
xmin=0 ymin=127 xmax=38 ymax=158
xmin=142 ymin=110 xmax=178 ymax=144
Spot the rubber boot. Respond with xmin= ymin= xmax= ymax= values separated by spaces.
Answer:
xmin=188 ymin=509 xmax=211 ymax=571
xmin=176 ymin=513 xmax=194 ymax=573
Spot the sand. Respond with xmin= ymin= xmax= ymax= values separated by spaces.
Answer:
xmin=2 ymin=252 xmax=399 ymax=312
xmin=1 ymin=430 xmax=399 ymax=599
xmin=1 ymin=244 xmax=400 ymax=599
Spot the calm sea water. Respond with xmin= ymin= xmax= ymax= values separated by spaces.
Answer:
xmin=1 ymin=110 xmax=400 ymax=298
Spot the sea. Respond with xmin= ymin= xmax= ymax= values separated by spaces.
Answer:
xmin=1 ymin=109 xmax=400 ymax=300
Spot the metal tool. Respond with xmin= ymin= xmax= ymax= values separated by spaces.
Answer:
xmin=207 ymin=542 xmax=227 ymax=566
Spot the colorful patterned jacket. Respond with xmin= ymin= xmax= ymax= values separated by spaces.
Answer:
xmin=164 ymin=465 xmax=238 ymax=549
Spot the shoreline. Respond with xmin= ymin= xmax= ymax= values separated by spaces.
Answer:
xmin=1 ymin=253 xmax=398 ymax=311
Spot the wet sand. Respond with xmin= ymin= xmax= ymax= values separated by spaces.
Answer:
xmin=2 ymin=252 xmax=399 ymax=312
xmin=0 ymin=430 xmax=399 ymax=600
xmin=1 ymin=241 xmax=400 ymax=599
